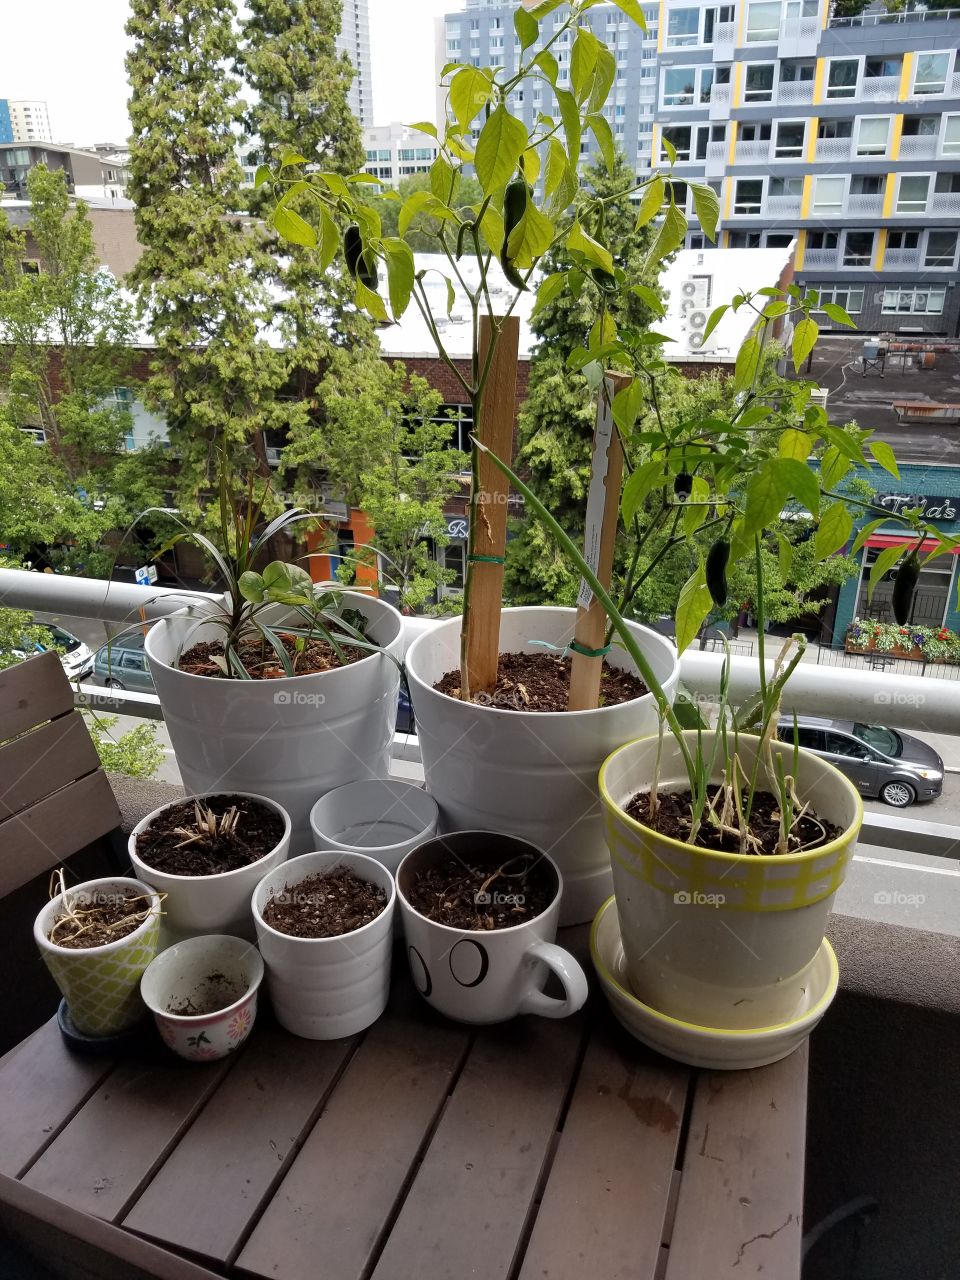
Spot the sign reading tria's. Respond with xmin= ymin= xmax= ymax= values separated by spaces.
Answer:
xmin=876 ymin=493 xmax=958 ymax=522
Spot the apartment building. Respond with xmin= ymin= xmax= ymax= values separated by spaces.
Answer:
xmin=0 ymin=143 xmax=129 ymax=202
xmin=1 ymin=99 xmax=53 ymax=144
xmin=653 ymin=1 xmax=960 ymax=335
xmin=363 ymin=122 xmax=441 ymax=186
xmin=336 ymin=0 xmax=373 ymax=128
xmin=438 ymin=0 xmax=661 ymax=172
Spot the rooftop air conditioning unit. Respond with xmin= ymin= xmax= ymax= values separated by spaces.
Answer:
xmin=689 ymin=333 xmax=706 ymax=350
xmin=810 ymin=388 xmax=829 ymax=410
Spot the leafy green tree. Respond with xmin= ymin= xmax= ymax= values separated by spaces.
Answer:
xmin=126 ymin=0 xmax=285 ymax=520
xmin=83 ymin=713 xmax=165 ymax=779
xmin=504 ymin=148 xmax=661 ymax=605
xmin=373 ymin=172 xmax=485 ymax=253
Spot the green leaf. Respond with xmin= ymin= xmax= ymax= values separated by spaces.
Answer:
xmin=474 ymin=201 xmax=505 ymax=256
xmin=567 ymin=220 xmax=613 ymax=274
xmin=761 ymin=300 xmax=790 ymax=319
xmin=743 ymin=462 xmax=790 ymax=535
xmin=775 ymin=457 xmax=820 ymax=518
xmin=792 ymin=315 xmax=819 ymax=372
xmin=383 ymin=238 xmax=415 ymax=320
xmin=683 ymin=476 xmax=711 ymax=535
xmin=317 ymin=205 xmax=339 ymax=271
xmin=254 ymin=164 xmax=272 ymax=189
xmin=525 ymin=0 xmax=564 ymax=15
xmin=534 ymin=49 xmax=559 ymax=86
xmin=851 ymin=517 xmax=887 ymax=556
xmin=676 ymin=563 xmax=712 ymax=655
xmin=821 ymin=445 xmax=850 ymax=491
xmin=630 ymin=283 xmax=665 ymax=318
xmin=475 ymin=106 xmax=528 ymax=194
xmin=237 ymin=571 xmax=265 ymax=603
xmin=506 ymin=199 xmax=554 ymax=267
xmin=611 ymin=0 xmax=647 ymax=27
xmin=733 ymin=331 xmax=762 ymax=394
xmin=621 ymin=458 xmax=668 ymax=524
xmin=544 ymin=138 xmax=567 ymax=198
xmin=815 ymin=502 xmax=853 ymax=560
xmin=869 ymin=439 xmax=900 ymax=480
xmin=514 ymin=5 xmax=539 ymax=50
xmin=868 ymin=544 xmax=904 ymax=601
xmin=589 ymin=45 xmax=617 ymax=114
xmin=587 ymin=112 xmax=615 ymax=173
xmin=662 ymin=136 xmax=678 ymax=166
xmin=777 ymin=533 xmax=794 ymax=579
xmin=450 ymin=66 xmax=492 ymax=128
xmin=701 ymin=304 xmax=728 ymax=343
xmin=430 ymin=154 xmax=455 ymax=201
xmin=399 ymin=188 xmax=434 ymax=236
xmin=531 ymin=270 xmax=567 ymax=318
xmin=635 ymin=175 xmax=665 ymax=229
xmin=821 ymin=422 xmax=866 ymax=466
xmin=571 ymin=26 xmax=600 ymax=103
xmin=645 ymin=199 xmax=687 ymax=271
xmin=520 ymin=146 xmax=541 ymax=185
xmin=612 ymin=379 xmax=644 ymax=432
xmin=690 ymin=183 xmax=720 ymax=242
xmin=356 ymin=278 xmax=388 ymax=323
xmin=555 ymin=88 xmax=581 ymax=164
xmin=409 ymin=120 xmax=439 ymax=138
xmin=272 ymin=205 xmax=317 ymax=248
xmin=821 ymin=301 xmax=856 ymax=329
xmin=778 ymin=428 xmax=812 ymax=461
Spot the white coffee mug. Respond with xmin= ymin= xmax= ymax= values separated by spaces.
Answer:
xmin=396 ymin=832 xmax=588 ymax=1025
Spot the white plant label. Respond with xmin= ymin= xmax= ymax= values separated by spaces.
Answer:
xmin=577 ymin=377 xmax=616 ymax=610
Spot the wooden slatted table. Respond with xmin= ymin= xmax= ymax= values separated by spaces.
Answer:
xmin=0 ymin=950 xmax=807 ymax=1280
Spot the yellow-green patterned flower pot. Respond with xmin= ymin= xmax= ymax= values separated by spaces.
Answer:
xmin=35 ymin=878 xmax=162 ymax=1036
xmin=600 ymin=731 xmax=862 ymax=1029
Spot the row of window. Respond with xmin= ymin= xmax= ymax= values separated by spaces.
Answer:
xmin=808 ymin=284 xmax=947 ymax=316
xmin=662 ymin=114 xmax=960 ymax=162
xmin=721 ymin=171 xmax=960 ymax=218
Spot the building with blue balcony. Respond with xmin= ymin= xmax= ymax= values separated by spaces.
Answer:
xmin=0 ymin=101 xmax=13 ymax=146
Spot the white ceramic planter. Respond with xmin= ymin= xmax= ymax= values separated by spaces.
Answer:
xmin=252 ymin=851 xmax=395 ymax=1040
xmin=141 ymin=934 xmax=264 ymax=1061
xmin=144 ymin=592 xmax=403 ymax=852
xmin=129 ymin=792 xmax=291 ymax=940
xmin=35 ymin=878 xmax=162 ymax=1037
xmin=405 ymin=607 xmax=680 ymax=926
xmin=600 ymin=731 xmax=862 ymax=1029
xmin=309 ymin=779 xmax=439 ymax=875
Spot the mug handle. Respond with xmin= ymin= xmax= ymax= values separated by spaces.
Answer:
xmin=517 ymin=940 xmax=589 ymax=1019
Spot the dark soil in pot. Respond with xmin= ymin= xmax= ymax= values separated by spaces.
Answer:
xmin=407 ymin=852 xmax=555 ymax=930
xmin=178 ymin=630 xmax=366 ymax=679
xmin=166 ymin=972 xmax=246 ymax=1016
xmin=434 ymin=650 xmax=647 ymax=712
xmin=136 ymin=795 xmax=285 ymax=876
xmin=262 ymin=870 xmax=387 ymax=938
xmin=626 ymin=787 xmax=842 ymax=855
xmin=49 ymin=888 xmax=155 ymax=949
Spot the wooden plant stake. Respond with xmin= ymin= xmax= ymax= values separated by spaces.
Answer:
xmin=462 ymin=314 xmax=520 ymax=697
xmin=567 ymin=372 xmax=628 ymax=712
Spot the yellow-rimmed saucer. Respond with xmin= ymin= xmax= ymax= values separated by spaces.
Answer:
xmin=590 ymin=897 xmax=839 ymax=1070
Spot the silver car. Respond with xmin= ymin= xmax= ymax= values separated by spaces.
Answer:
xmin=15 ymin=624 xmax=94 ymax=681
xmin=777 ymin=716 xmax=943 ymax=808
xmin=93 ymin=631 xmax=155 ymax=693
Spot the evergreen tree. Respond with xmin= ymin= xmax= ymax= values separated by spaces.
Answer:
xmin=504 ymin=149 xmax=660 ymax=605
xmin=126 ymin=0 xmax=285 ymax=519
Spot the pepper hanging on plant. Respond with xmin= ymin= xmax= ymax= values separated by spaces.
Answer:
xmin=343 ymin=223 xmax=378 ymax=289
xmin=673 ymin=470 xmax=693 ymax=503
xmin=891 ymin=549 xmax=921 ymax=626
xmin=705 ymin=536 xmax=731 ymax=609
xmin=500 ymin=173 xmax=530 ymax=292
xmin=589 ymin=202 xmax=617 ymax=294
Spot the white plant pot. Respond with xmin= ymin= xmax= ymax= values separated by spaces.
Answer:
xmin=405 ymin=607 xmax=680 ymax=926
xmin=252 ymin=851 xmax=395 ymax=1040
xmin=600 ymin=731 xmax=862 ymax=1029
xmin=309 ymin=779 xmax=439 ymax=875
xmin=144 ymin=592 xmax=404 ymax=852
xmin=129 ymin=792 xmax=291 ymax=939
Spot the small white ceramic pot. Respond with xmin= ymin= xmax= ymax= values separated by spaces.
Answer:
xmin=140 ymin=934 xmax=264 ymax=1062
xmin=34 ymin=878 xmax=162 ymax=1037
xmin=309 ymin=779 xmax=439 ymax=875
xmin=405 ymin=606 xmax=680 ymax=926
xmin=144 ymin=592 xmax=404 ymax=852
xmin=129 ymin=792 xmax=291 ymax=940
xmin=396 ymin=832 xmax=589 ymax=1025
xmin=600 ymin=731 xmax=862 ymax=1029
xmin=252 ymin=851 xmax=395 ymax=1040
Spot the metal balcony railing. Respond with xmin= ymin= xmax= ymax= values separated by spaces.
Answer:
xmin=765 ymin=193 xmax=804 ymax=216
xmin=777 ymin=80 xmax=815 ymax=105
xmin=930 ymin=192 xmax=960 ymax=216
xmin=859 ymin=75 xmax=901 ymax=103
xmin=898 ymin=135 xmax=939 ymax=160
xmin=816 ymin=136 xmax=851 ymax=162
xmin=830 ymin=6 xmax=960 ymax=27
xmin=884 ymin=248 xmax=921 ymax=270
xmin=803 ymin=248 xmax=840 ymax=270
xmin=846 ymin=192 xmax=885 ymax=216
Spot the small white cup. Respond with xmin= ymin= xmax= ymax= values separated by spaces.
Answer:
xmin=309 ymin=779 xmax=439 ymax=874
xmin=396 ymin=832 xmax=588 ymax=1026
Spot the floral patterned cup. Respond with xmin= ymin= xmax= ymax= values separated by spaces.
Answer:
xmin=140 ymin=935 xmax=264 ymax=1061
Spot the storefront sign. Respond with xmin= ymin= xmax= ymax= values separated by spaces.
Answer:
xmin=876 ymin=494 xmax=958 ymax=523
xmin=445 ymin=516 xmax=469 ymax=540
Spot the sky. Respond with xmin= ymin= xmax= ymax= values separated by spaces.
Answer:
xmin=0 ymin=0 xmax=453 ymax=147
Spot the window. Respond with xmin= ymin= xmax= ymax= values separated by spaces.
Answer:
xmin=813 ymin=176 xmax=844 ymax=214
xmin=882 ymin=287 xmax=945 ymax=315
xmin=746 ymin=1 xmax=779 ymax=41
xmin=850 ymin=174 xmax=882 ymax=195
xmin=827 ymin=59 xmax=858 ymax=98
xmin=662 ymin=126 xmax=691 ymax=161
xmin=769 ymin=176 xmax=802 ymax=199
xmin=739 ymin=122 xmax=771 ymax=142
xmin=825 ymin=733 xmax=872 ymax=761
xmin=843 ymin=232 xmax=874 ymax=266
xmin=666 ymin=7 xmax=699 ymax=46
xmin=489 ymin=35 xmax=504 ymax=49
xmin=744 ymin=64 xmax=775 ymax=102
xmin=864 ymin=56 xmax=900 ymax=80
xmin=663 ymin=67 xmax=698 ymax=106
xmin=779 ymin=726 xmax=825 ymax=752
xmin=857 ymin=117 xmax=889 ymax=156
xmin=766 ymin=232 xmax=796 ymax=247
xmin=780 ymin=60 xmax=814 ymax=82
xmin=811 ymin=285 xmax=864 ymax=314
xmin=925 ymin=232 xmax=958 ymax=267
xmin=902 ymin=115 xmax=939 ymax=137
xmin=775 ymin=121 xmax=805 ymax=158
xmin=728 ymin=231 xmax=763 ymax=248
xmin=733 ymin=179 xmax=763 ymax=214
xmin=897 ymin=175 xmax=929 ymax=214
xmin=818 ymin=119 xmax=852 ymax=140
xmin=914 ymin=52 xmax=949 ymax=95
xmin=808 ymin=231 xmax=839 ymax=250
xmin=944 ymin=116 xmax=960 ymax=156
xmin=888 ymin=230 xmax=919 ymax=249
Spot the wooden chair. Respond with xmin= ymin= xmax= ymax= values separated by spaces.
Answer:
xmin=0 ymin=651 xmax=126 ymax=1052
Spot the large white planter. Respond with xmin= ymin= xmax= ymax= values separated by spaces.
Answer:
xmin=252 ymin=851 xmax=395 ymax=1040
xmin=145 ymin=592 xmax=403 ymax=852
xmin=405 ymin=607 xmax=680 ymax=926
xmin=600 ymin=731 xmax=862 ymax=1029
xmin=129 ymin=792 xmax=291 ymax=940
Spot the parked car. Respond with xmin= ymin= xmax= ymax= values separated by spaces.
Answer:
xmin=93 ymin=631 xmax=155 ymax=693
xmin=14 ymin=625 xmax=93 ymax=681
xmin=776 ymin=716 xmax=943 ymax=807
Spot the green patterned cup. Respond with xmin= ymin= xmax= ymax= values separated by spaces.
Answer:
xmin=35 ymin=878 xmax=162 ymax=1036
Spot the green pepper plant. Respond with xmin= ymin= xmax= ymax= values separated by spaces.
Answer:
xmin=262 ymin=0 xmax=720 ymax=698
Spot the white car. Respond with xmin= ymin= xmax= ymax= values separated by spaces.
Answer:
xmin=15 ymin=624 xmax=94 ymax=681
